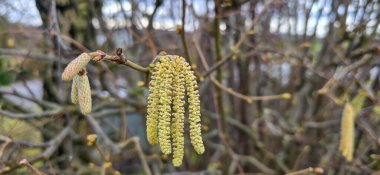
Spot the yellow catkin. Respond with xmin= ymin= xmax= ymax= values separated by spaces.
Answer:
xmin=62 ymin=53 xmax=91 ymax=81
xmin=77 ymin=73 xmax=92 ymax=115
xmin=339 ymin=102 xmax=355 ymax=161
xmin=146 ymin=55 xmax=204 ymax=166
xmin=158 ymin=57 xmax=173 ymax=155
xmin=146 ymin=62 xmax=162 ymax=144
xmin=181 ymin=57 xmax=204 ymax=154
xmin=71 ymin=75 xmax=79 ymax=104
xmin=172 ymin=56 xmax=186 ymax=166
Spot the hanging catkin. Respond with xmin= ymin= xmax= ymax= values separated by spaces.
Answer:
xmin=62 ymin=53 xmax=91 ymax=81
xmin=157 ymin=57 xmax=173 ymax=155
xmin=146 ymin=55 xmax=204 ymax=167
xmin=71 ymin=75 xmax=79 ymax=104
xmin=146 ymin=62 xmax=162 ymax=144
xmin=339 ymin=102 xmax=355 ymax=161
xmin=77 ymin=73 xmax=92 ymax=115
xmin=181 ymin=59 xmax=204 ymax=155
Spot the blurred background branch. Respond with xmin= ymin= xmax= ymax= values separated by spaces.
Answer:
xmin=0 ymin=0 xmax=379 ymax=174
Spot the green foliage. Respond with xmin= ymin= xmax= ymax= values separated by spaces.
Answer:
xmin=0 ymin=70 xmax=14 ymax=85
xmin=0 ymin=116 xmax=42 ymax=159
xmin=0 ymin=59 xmax=15 ymax=85
xmin=373 ymin=91 xmax=380 ymax=120
xmin=373 ymin=106 xmax=380 ymax=115
xmin=351 ymin=90 xmax=367 ymax=113
xmin=310 ymin=40 xmax=322 ymax=55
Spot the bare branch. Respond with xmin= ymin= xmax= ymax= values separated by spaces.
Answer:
xmin=19 ymin=159 xmax=46 ymax=175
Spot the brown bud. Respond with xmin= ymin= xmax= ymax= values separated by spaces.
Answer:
xmin=86 ymin=134 xmax=97 ymax=146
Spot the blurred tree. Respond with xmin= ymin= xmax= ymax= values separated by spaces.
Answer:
xmin=0 ymin=0 xmax=379 ymax=174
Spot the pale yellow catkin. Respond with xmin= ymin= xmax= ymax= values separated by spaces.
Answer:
xmin=62 ymin=53 xmax=91 ymax=81
xmin=146 ymin=55 xmax=204 ymax=166
xmin=77 ymin=73 xmax=92 ymax=115
xmin=172 ymin=56 xmax=186 ymax=166
xmin=71 ymin=75 xmax=79 ymax=104
xmin=158 ymin=57 xmax=173 ymax=155
xmin=180 ymin=57 xmax=204 ymax=154
xmin=146 ymin=62 xmax=162 ymax=144
xmin=339 ymin=102 xmax=355 ymax=162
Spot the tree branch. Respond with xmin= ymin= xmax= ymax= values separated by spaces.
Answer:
xmin=202 ymin=0 xmax=274 ymax=77
xmin=178 ymin=0 xmax=193 ymax=65
xmin=194 ymin=37 xmax=291 ymax=103
xmin=90 ymin=49 xmax=150 ymax=73
xmin=0 ymin=123 xmax=72 ymax=174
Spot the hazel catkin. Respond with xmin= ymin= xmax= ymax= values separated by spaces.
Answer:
xmin=339 ymin=102 xmax=355 ymax=161
xmin=180 ymin=58 xmax=204 ymax=154
xmin=146 ymin=55 xmax=204 ymax=167
xmin=77 ymin=73 xmax=92 ymax=115
xmin=71 ymin=75 xmax=79 ymax=104
xmin=146 ymin=62 xmax=162 ymax=144
xmin=62 ymin=53 xmax=91 ymax=81
xmin=157 ymin=57 xmax=173 ymax=155
xmin=172 ymin=56 xmax=186 ymax=166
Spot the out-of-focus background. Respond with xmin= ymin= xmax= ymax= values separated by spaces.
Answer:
xmin=0 ymin=0 xmax=379 ymax=174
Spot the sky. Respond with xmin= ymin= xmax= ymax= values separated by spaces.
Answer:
xmin=0 ymin=0 xmax=378 ymax=38
xmin=0 ymin=0 xmax=42 ymax=26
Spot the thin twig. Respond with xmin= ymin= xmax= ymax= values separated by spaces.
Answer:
xmin=19 ymin=159 xmax=46 ymax=175
xmin=179 ymin=0 xmax=193 ymax=65
xmin=206 ymin=141 xmax=276 ymax=174
xmin=318 ymin=55 xmax=373 ymax=94
xmin=93 ymin=49 xmax=149 ymax=73
xmin=349 ymin=44 xmax=380 ymax=59
xmin=0 ymin=138 xmax=11 ymax=159
xmin=203 ymin=109 xmax=290 ymax=172
xmin=85 ymin=114 xmax=120 ymax=153
xmin=0 ymin=89 xmax=63 ymax=119
xmin=210 ymin=77 xmax=289 ymax=103
xmin=285 ymin=167 xmax=324 ymax=175
xmin=1 ymin=124 xmax=73 ymax=174
xmin=0 ymin=108 xmax=63 ymax=119
xmin=119 ymin=102 xmax=128 ymax=141
xmin=194 ymin=37 xmax=290 ymax=103
xmin=133 ymin=137 xmax=152 ymax=175
xmin=118 ymin=137 xmax=152 ymax=175
xmin=94 ymin=143 xmax=109 ymax=162
xmin=0 ymin=48 xmax=69 ymax=63
xmin=213 ymin=0 xmax=228 ymax=143
xmin=0 ymin=135 xmax=49 ymax=148
xmin=202 ymin=0 xmax=274 ymax=77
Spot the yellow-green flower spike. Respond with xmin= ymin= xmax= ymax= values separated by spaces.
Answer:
xmin=181 ymin=57 xmax=204 ymax=154
xmin=71 ymin=75 xmax=79 ymax=104
xmin=62 ymin=53 xmax=91 ymax=81
xmin=146 ymin=54 xmax=204 ymax=166
xmin=158 ymin=57 xmax=173 ymax=155
xmin=146 ymin=62 xmax=162 ymax=144
xmin=77 ymin=72 xmax=92 ymax=115
xmin=339 ymin=102 xmax=356 ymax=162
xmin=172 ymin=56 xmax=186 ymax=166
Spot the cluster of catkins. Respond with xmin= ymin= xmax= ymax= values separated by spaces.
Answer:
xmin=147 ymin=55 xmax=204 ymax=167
xmin=62 ymin=53 xmax=92 ymax=115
